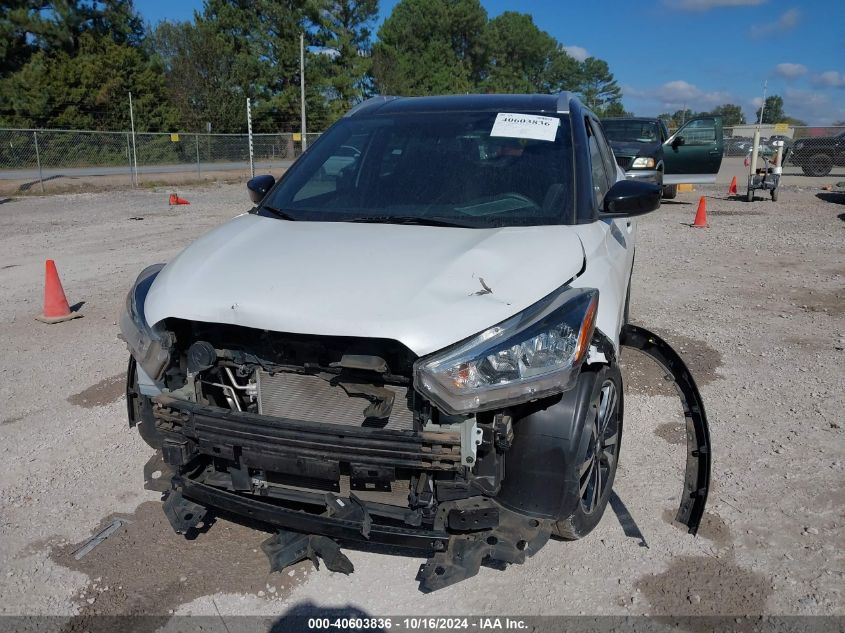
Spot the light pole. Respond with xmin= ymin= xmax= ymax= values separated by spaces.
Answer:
xmin=300 ymin=32 xmax=307 ymax=152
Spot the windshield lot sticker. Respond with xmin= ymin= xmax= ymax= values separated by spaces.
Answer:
xmin=490 ymin=113 xmax=559 ymax=142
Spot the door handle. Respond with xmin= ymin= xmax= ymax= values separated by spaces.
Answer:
xmin=625 ymin=220 xmax=633 ymax=233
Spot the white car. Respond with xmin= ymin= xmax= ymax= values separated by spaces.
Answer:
xmin=122 ymin=94 xmax=711 ymax=591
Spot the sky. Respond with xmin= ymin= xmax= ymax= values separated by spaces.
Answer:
xmin=136 ymin=0 xmax=845 ymax=124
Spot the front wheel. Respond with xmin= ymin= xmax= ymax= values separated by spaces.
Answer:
xmin=553 ymin=364 xmax=623 ymax=539
xmin=662 ymin=184 xmax=678 ymax=199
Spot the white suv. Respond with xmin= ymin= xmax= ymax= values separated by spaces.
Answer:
xmin=122 ymin=93 xmax=711 ymax=591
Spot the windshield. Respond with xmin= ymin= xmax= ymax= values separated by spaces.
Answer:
xmin=262 ymin=111 xmax=573 ymax=228
xmin=602 ymin=120 xmax=660 ymax=143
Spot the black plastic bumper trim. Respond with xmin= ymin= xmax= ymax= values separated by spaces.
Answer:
xmin=620 ymin=324 xmax=711 ymax=535
xmin=178 ymin=477 xmax=450 ymax=551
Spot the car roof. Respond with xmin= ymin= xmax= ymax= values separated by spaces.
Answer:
xmin=345 ymin=93 xmax=577 ymax=118
xmin=601 ymin=117 xmax=661 ymax=123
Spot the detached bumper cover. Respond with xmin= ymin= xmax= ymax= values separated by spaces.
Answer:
xmin=620 ymin=324 xmax=711 ymax=535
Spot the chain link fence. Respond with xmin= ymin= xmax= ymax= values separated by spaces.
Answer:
xmin=0 ymin=128 xmax=322 ymax=194
xmin=722 ymin=125 xmax=845 ymax=178
xmin=1 ymin=124 xmax=842 ymax=195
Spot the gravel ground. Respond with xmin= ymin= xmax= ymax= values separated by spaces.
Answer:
xmin=0 ymin=182 xmax=842 ymax=625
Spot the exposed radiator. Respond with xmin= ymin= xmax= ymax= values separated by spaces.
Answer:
xmin=256 ymin=370 xmax=415 ymax=431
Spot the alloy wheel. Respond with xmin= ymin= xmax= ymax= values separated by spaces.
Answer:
xmin=578 ymin=380 xmax=620 ymax=514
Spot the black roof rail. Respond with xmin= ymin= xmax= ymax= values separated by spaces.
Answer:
xmin=556 ymin=91 xmax=575 ymax=114
xmin=344 ymin=96 xmax=399 ymax=118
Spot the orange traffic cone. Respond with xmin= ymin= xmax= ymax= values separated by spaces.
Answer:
xmin=691 ymin=197 xmax=708 ymax=228
xmin=35 ymin=260 xmax=83 ymax=323
xmin=169 ymin=193 xmax=190 ymax=205
xmin=728 ymin=176 xmax=737 ymax=195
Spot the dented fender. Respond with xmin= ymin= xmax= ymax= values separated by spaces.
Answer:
xmin=620 ymin=324 xmax=711 ymax=535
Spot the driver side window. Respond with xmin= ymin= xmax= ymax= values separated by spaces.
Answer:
xmin=586 ymin=118 xmax=611 ymax=209
xmin=679 ymin=118 xmax=717 ymax=146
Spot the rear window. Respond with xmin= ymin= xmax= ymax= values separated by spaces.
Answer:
xmin=602 ymin=120 xmax=660 ymax=143
xmin=263 ymin=112 xmax=574 ymax=228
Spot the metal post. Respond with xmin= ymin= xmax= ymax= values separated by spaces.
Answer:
xmin=246 ymin=98 xmax=255 ymax=178
xmin=300 ymin=33 xmax=307 ymax=152
xmin=128 ymin=91 xmax=139 ymax=185
xmin=196 ymin=134 xmax=201 ymax=178
xmin=750 ymin=81 xmax=767 ymax=180
xmin=33 ymin=131 xmax=45 ymax=194
xmin=126 ymin=133 xmax=133 ymax=185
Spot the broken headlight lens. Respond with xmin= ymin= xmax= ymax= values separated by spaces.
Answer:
xmin=119 ymin=264 xmax=172 ymax=381
xmin=414 ymin=286 xmax=598 ymax=415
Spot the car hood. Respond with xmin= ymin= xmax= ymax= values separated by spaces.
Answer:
xmin=144 ymin=214 xmax=586 ymax=356
xmin=608 ymin=140 xmax=662 ymax=157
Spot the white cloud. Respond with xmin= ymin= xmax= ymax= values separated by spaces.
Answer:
xmin=813 ymin=70 xmax=845 ymax=88
xmin=783 ymin=88 xmax=845 ymax=124
xmin=751 ymin=96 xmax=764 ymax=108
xmin=622 ymin=79 xmax=738 ymax=113
xmin=563 ymin=45 xmax=589 ymax=62
xmin=751 ymin=8 xmax=800 ymax=37
xmin=625 ymin=80 xmax=733 ymax=111
xmin=774 ymin=62 xmax=807 ymax=78
xmin=664 ymin=0 xmax=765 ymax=10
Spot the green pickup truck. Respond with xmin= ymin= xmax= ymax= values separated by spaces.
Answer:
xmin=602 ymin=116 xmax=724 ymax=198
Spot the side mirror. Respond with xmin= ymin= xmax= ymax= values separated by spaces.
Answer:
xmin=247 ymin=175 xmax=276 ymax=204
xmin=672 ymin=135 xmax=686 ymax=148
xmin=601 ymin=180 xmax=661 ymax=217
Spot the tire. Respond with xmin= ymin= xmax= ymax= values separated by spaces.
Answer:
xmin=553 ymin=364 xmax=623 ymax=540
xmin=801 ymin=154 xmax=833 ymax=177
xmin=662 ymin=184 xmax=678 ymax=199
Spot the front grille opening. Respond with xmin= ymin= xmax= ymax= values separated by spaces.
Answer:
xmin=256 ymin=370 xmax=415 ymax=431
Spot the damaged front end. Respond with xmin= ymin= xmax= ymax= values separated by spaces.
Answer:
xmin=128 ymin=321 xmax=553 ymax=591
xmin=124 ymin=288 xmax=711 ymax=592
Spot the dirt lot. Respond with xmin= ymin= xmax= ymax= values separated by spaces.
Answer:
xmin=0 ymin=182 xmax=843 ymax=625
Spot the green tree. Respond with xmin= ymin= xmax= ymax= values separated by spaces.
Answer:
xmin=0 ymin=1 xmax=175 ymax=130
xmin=708 ymin=103 xmax=745 ymax=127
xmin=314 ymin=0 xmax=378 ymax=119
xmin=372 ymin=0 xmax=488 ymax=95
xmin=482 ymin=12 xmax=556 ymax=93
xmin=1 ymin=0 xmax=39 ymax=78
xmin=2 ymin=31 xmax=176 ymax=130
xmin=658 ymin=109 xmax=698 ymax=128
xmin=578 ymin=57 xmax=623 ymax=117
xmin=147 ymin=20 xmax=245 ymax=132
xmin=199 ymin=0 xmax=330 ymax=131
xmin=600 ymin=101 xmax=631 ymax=117
xmin=755 ymin=95 xmax=785 ymax=124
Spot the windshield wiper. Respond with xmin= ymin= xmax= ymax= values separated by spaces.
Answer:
xmin=345 ymin=215 xmax=473 ymax=228
xmin=260 ymin=205 xmax=298 ymax=221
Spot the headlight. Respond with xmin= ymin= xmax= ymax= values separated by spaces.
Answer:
xmin=119 ymin=264 xmax=172 ymax=381
xmin=414 ymin=287 xmax=598 ymax=415
xmin=632 ymin=157 xmax=655 ymax=169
